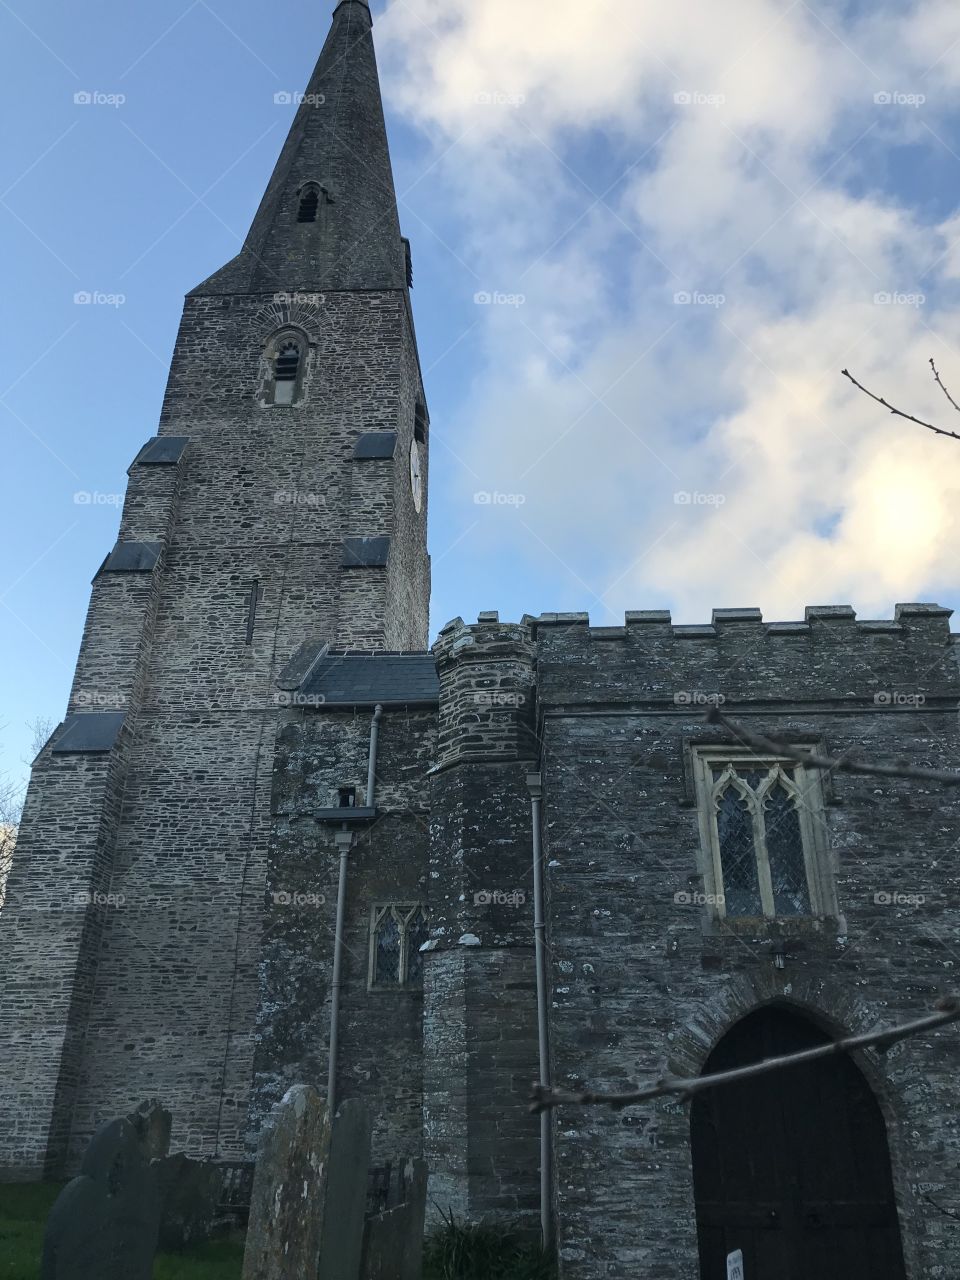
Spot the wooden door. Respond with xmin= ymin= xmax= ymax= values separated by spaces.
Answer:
xmin=691 ymin=1007 xmax=907 ymax=1280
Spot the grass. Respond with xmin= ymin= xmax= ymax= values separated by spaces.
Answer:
xmin=423 ymin=1213 xmax=556 ymax=1280
xmin=0 ymin=1183 xmax=244 ymax=1280
xmin=1 ymin=1183 xmax=551 ymax=1280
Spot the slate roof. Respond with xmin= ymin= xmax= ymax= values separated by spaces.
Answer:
xmin=299 ymin=653 xmax=439 ymax=707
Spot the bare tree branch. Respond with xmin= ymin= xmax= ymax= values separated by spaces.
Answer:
xmin=842 ymin=368 xmax=960 ymax=443
xmin=531 ymin=998 xmax=960 ymax=1113
xmin=703 ymin=706 xmax=960 ymax=787
xmin=929 ymin=358 xmax=960 ymax=418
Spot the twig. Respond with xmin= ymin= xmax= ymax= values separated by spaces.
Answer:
xmin=842 ymin=368 xmax=960 ymax=443
xmin=930 ymin=359 xmax=960 ymax=417
xmin=530 ymin=998 xmax=960 ymax=1113
xmin=704 ymin=706 xmax=960 ymax=787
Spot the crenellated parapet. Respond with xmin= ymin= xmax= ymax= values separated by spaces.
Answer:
xmin=534 ymin=603 xmax=957 ymax=710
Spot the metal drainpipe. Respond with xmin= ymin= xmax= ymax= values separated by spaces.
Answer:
xmin=527 ymin=771 xmax=553 ymax=1251
xmin=366 ymin=704 xmax=383 ymax=806
xmin=326 ymin=703 xmax=384 ymax=1114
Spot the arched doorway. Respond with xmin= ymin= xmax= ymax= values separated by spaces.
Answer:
xmin=691 ymin=1006 xmax=907 ymax=1279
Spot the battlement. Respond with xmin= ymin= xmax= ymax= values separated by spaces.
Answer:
xmin=532 ymin=603 xmax=958 ymax=709
xmin=528 ymin=602 xmax=953 ymax=641
xmin=435 ymin=604 xmax=958 ymax=713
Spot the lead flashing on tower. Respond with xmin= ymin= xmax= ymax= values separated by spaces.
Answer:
xmin=131 ymin=436 xmax=190 ymax=467
xmin=52 ymin=712 xmax=125 ymax=755
xmin=342 ymin=537 xmax=391 ymax=568
xmin=96 ymin=542 xmax=162 ymax=577
xmin=353 ymin=432 xmax=397 ymax=460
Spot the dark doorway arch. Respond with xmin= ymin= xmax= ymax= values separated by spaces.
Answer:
xmin=691 ymin=1006 xmax=906 ymax=1280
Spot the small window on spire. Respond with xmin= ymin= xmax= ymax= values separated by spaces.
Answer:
xmin=273 ymin=340 xmax=301 ymax=406
xmin=298 ymin=184 xmax=320 ymax=223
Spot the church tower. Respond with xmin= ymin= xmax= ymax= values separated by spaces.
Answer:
xmin=0 ymin=0 xmax=429 ymax=1177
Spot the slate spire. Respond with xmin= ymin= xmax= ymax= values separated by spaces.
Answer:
xmin=194 ymin=0 xmax=406 ymax=295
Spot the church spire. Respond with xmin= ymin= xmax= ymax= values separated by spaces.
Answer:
xmin=194 ymin=0 xmax=406 ymax=296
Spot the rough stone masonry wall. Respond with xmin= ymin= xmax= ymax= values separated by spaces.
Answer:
xmin=0 ymin=451 xmax=183 ymax=1178
xmin=1 ymin=283 xmax=429 ymax=1177
xmin=424 ymin=616 xmax=543 ymax=1230
xmin=253 ymin=705 xmax=436 ymax=1165
xmin=536 ymin=605 xmax=960 ymax=1280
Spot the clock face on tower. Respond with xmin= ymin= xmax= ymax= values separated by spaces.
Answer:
xmin=409 ymin=437 xmax=423 ymax=513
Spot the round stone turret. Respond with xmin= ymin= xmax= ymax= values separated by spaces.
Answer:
xmin=432 ymin=614 xmax=538 ymax=769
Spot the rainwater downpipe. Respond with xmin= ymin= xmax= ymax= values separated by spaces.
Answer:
xmin=326 ymin=703 xmax=384 ymax=1114
xmin=527 ymin=771 xmax=553 ymax=1251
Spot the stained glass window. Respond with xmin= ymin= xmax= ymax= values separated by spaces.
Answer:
xmin=765 ymin=782 xmax=811 ymax=916
xmin=373 ymin=910 xmax=401 ymax=986
xmin=716 ymin=783 xmax=762 ymax=916
xmin=700 ymin=758 xmax=828 ymax=920
xmin=405 ymin=907 xmax=430 ymax=983
xmin=370 ymin=904 xmax=429 ymax=988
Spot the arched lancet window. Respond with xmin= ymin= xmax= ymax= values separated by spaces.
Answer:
xmin=369 ymin=903 xmax=429 ymax=988
xmin=297 ymin=184 xmax=321 ymax=223
xmin=691 ymin=749 xmax=834 ymax=921
xmin=272 ymin=339 xmax=301 ymax=406
xmin=710 ymin=763 xmax=813 ymax=918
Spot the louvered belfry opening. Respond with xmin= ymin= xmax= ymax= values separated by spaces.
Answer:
xmin=273 ymin=340 xmax=301 ymax=405
xmin=297 ymin=184 xmax=320 ymax=223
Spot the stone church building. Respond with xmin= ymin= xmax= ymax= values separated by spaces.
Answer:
xmin=2 ymin=3 xmax=960 ymax=1278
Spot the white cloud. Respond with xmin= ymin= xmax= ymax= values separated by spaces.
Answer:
xmin=379 ymin=0 xmax=960 ymax=624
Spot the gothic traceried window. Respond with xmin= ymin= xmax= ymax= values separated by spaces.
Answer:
xmin=692 ymin=751 xmax=832 ymax=920
xmin=369 ymin=904 xmax=429 ymax=989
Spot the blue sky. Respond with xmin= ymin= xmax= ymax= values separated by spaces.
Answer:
xmin=3 ymin=0 xmax=960 ymax=791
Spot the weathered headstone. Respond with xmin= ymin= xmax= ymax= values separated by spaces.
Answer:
xmin=128 ymin=1098 xmax=172 ymax=1162
xmin=317 ymin=1099 xmax=374 ymax=1280
xmin=156 ymin=1152 xmax=225 ymax=1251
xmin=41 ymin=1103 xmax=169 ymax=1280
xmin=360 ymin=1158 xmax=428 ymax=1280
xmin=241 ymin=1084 xmax=331 ymax=1280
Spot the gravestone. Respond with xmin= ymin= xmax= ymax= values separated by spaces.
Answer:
xmin=242 ymin=1084 xmax=331 ymax=1280
xmin=128 ymin=1098 xmax=172 ymax=1161
xmin=360 ymin=1158 xmax=428 ymax=1280
xmin=317 ymin=1099 xmax=374 ymax=1280
xmin=156 ymin=1152 xmax=225 ymax=1251
xmin=41 ymin=1101 xmax=170 ymax=1280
